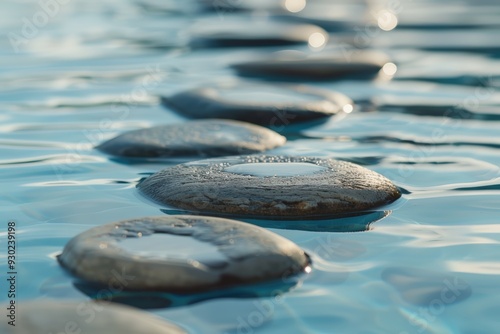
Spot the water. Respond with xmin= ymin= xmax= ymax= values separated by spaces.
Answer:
xmin=1 ymin=0 xmax=500 ymax=333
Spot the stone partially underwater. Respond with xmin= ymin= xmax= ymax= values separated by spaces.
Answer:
xmin=58 ymin=215 xmax=310 ymax=294
xmin=0 ymin=300 xmax=186 ymax=334
xmin=96 ymin=119 xmax=286 ymax=159
xmin=232 ymin=50 xmax=391 ymax=81
xmin=161 ymin=83 xmax=353 ymax=126
xmin=137 ymin=156 xmax=401 ymax=221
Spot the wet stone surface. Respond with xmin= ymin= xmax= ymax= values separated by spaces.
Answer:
xmin=161 ymin=83 xmax=353 ymax=126
xmin=137 ymin=156 xmax=402 ymax=219
xmin=95 ymin=119 xmax=286 ymax=159
xmin=58 ymin=215 xmax=310 ymax=292
xmin=0 ymin=300 xmax=186 ymax=334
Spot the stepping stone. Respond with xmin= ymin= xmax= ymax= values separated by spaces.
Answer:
xmin=189 ymin=18 xmax=328 ymax=48
xmin=232 ymin=51 xmax=390 ymax=81
xmin=161 ymin=83 xmax=353 ymax=126
xmin=95 ymin=119 xmax=286 ymax=159
xmin=138 ymin=156 xmax=401 ymax=219
xmin=0 ymin=300 xmax=186 ymax=334
xmin=58 ymin=215 xmax=310 ymax=292
xmin=395 ymin=4 xmax=500 ymax=30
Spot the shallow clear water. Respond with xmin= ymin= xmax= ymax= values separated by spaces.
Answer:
xmin=1 ymin=0 xmax=500 ymax=333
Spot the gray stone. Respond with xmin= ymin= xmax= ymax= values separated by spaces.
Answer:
xmin=58 ymin=215 xmax=310 ymax=292
xmin=96 ymin=119 xmax=286 ymax=158
xmin=382 ymin=267 xmax=472 ymax=306
xmin=161 ymin=83 xmax=353 ymax=126
xmin=0 ymin=300 xmax=186 ymax=334
xmin=189 ymin=18 xmax=327 ymax=48
xmin=232 ymin=51 xmax=390 ymax=81
xmin=138 ymin=156 xmax=402 ymax=218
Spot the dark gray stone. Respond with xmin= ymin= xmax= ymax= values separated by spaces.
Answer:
xmin=58 ymin=215 xmax=310 ymax=292
xmin=138 ymin=156 xmax=402 ymax=219
xmin=232 ymin=51 xmax=390 ymax=81
xmin=189 ymin=19 xmax=327 ymax=48
xmin=161 ymin=83 xmax=353 ymax=126
xmin=96 ymin=119 xmax=286 ymax=158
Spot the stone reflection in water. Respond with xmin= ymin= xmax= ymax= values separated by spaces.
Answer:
xmin=238 ymin=211 xmax=392 ymax=233
xmin=74 ymin=278 xmax=300 ymax=310
xmin=0 ymin=300 xmax=187 ymax=334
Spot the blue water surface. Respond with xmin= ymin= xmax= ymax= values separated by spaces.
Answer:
xmin=1 ymin=0 xmax=500 ymax=333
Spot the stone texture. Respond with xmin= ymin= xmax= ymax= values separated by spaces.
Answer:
xmin=58 ymin=215 xmax=310 ymax=292
xmin=161 ymin=83 xmax=353 ymax=126
xmin=0 ymin=300 xmax=186 ymax=334
xmin=96 ymin=119 xmax=286 ymax=158
xmin=138 ymin=156 xmax=402 ymax=218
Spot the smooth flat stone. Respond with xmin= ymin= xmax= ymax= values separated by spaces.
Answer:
xmin=161 ymin=83 xmax=353 ymax=126
xmin=232 ymin=51 xmax=390 ymax=81
xmin=58 ymin=215 xmax=310 ymax=292
xmin=189 ymin=18 xmax=328 ymax=48
xmin=95 ymin=119 xmax=286 ymax=158
xmin=138 ymin=156 xmax=401 ymax=219
xmin=382 ymin=267 xmax=472 ymax=306
xmin=0 ymin=300 xmax=186 ymax=334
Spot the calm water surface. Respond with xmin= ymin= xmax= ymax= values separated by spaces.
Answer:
xmin=1 ymin=0 xmax=500 ymax=333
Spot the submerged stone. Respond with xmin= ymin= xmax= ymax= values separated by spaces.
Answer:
xmin=58 ymin=215 xmax=310 ymax=292
xmin=0 ymin=300 xmax=186 ymax=334
xmin=161 ymin=83 xmax=353 ymax=126
xmin=137 ymin=156 xmax=401 ymax=219
xmin=232 ymin=51 xmax=390 ymax=81
xmin=95 ymin=119 xmax=286 ymax=158
xmin=189 ymin=18 xmax=327 ymax=48
xmin=382 ymin=267 xmax=472 ymax=306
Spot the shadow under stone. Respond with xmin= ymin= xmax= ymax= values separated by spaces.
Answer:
xmin=160 ymin=209 xmax=392 ymax=233
xmin=74 ymin=277 xmax=300 ymax=310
